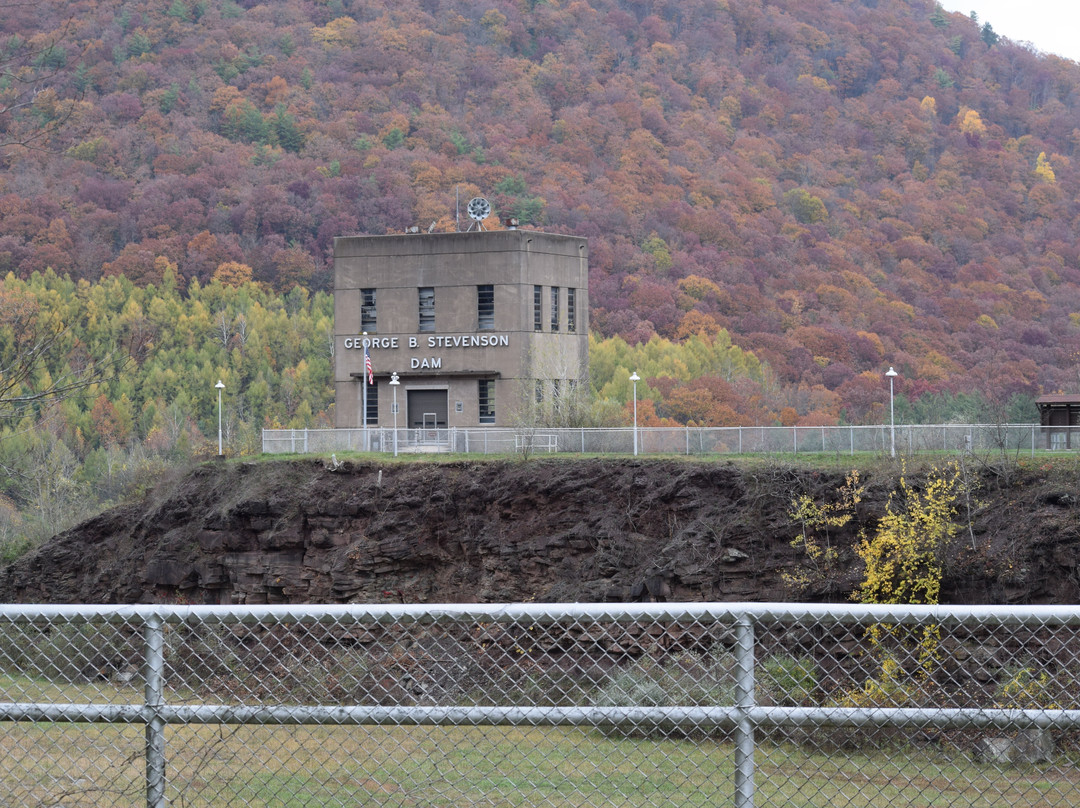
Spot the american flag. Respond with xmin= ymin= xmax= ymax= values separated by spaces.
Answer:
xmin=364 ymin=345 xmax=373 ymax=384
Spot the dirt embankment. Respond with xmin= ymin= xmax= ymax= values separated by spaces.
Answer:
xmin=1 ymin=457 xmax=1078 ymax=605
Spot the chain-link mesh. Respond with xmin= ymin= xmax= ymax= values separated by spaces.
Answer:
xmin=262 ymin=424 xmax=1049 ymax=457
xmin=2 ymin=604 xmax=1080 ymax=807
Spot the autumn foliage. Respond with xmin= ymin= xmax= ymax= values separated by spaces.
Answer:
xmin=2 ymin=0 xmax=1079 ymax=423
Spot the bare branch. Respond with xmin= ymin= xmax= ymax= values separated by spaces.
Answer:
xmin=0 ymin=294 xmax=137 ymax=423
xmin=0 ymin=11 xmax=83 ymax=154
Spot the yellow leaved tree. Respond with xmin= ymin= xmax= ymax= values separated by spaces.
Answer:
xmin=854 ymin=462 xmax=961 ymax=607
xmin=957 ymin=107 xmax=986 ymax=139
xmin=1034 ymin=151 xmax=1056 ymax=183
xmin=843 ymin=462 xmax=965 ymax=708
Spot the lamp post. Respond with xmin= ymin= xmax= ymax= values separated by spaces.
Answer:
xmin=215 ymin=380 xmax=225 ymax=456
xmin=629 ymin=371 xmax=640 ymax=456
xmin=885 ymin=366 xmax=898 ymax=458
xmin=389 ymin=372 xmax=400 ymax=457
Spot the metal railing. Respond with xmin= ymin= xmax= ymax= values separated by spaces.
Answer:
xmin=4 ymin=602 xmax=1080 ymax=807
xmin=263 ymin=423 xmax=1056 ymax=456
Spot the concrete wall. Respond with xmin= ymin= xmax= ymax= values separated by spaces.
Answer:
xmin=333 ymin=230 xmax=589 ymax=428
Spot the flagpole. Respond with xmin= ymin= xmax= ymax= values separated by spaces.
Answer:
xmin=362 ymin=333 xmax=368 ymax=451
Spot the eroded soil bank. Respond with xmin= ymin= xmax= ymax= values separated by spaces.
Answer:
xmin=1 ymin=457 xmax=1078 ymax=605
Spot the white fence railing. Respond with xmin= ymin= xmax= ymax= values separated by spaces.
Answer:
xmin=5 ymin=602 xmax=1080 ymax=807
xmin=263 ymin=423 xmax=1058 ymax=456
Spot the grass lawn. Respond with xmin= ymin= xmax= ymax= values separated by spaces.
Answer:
xmin=3 ymin=719 xmax=1080 ymax=807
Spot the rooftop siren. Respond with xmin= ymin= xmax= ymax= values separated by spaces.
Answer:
xmin=466 ymin=197 xmax=491 ymax=231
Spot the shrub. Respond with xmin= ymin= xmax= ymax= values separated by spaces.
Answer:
xmin=759 ymin=654 xmax=818 ymax=706
xmin=784 ymin=470 xmax=863 ymax=596
xmin=591 ymin=652 xmax=737 ymax=738
xmin=0 ymin=621 xmax=141 ymax=684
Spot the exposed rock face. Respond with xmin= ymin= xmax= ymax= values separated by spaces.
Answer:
xmin=1 ymin=457 xmax=1078 ymax=606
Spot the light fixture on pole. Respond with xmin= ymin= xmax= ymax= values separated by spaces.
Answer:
xmin=389 ymin=371 xmax=400 ymax=457
xmin=885 ymin=366 xmax=898 ymax=458
xmin=215 ymin=380 xmax=225 ymax=456
xmin=629 ymin=371 xmax=640 ymax=456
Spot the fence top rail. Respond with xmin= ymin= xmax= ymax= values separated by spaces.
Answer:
xmin=3 ymin=601 xmax=1080 ymax=626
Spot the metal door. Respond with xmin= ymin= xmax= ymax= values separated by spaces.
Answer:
xmin=407 ymin=390 xmax=448 ymax=444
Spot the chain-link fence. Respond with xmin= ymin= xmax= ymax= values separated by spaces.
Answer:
xmin=262 ymin=423 xmax=1049 ymax=457
xmin=4 ymin=603 xmax=1080 ymax=807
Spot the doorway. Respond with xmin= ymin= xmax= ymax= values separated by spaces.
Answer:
xmin=407 ymin=390 xmax=448 ymax=431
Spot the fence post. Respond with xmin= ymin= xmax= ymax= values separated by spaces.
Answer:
xmin=144 ymin=612 xmax=166 ymax=808
xmin=734 ymin=613 xmax=756 ymax=808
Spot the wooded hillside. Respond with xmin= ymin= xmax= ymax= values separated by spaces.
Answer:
xmin=4 ymin=0 xmax=1080 ymax=409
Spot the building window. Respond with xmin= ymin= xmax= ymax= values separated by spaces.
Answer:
xmin=551 ymin=286 xmax=560 ymax=331
xmin=567 ymin=288 xmax=576 ymax=333
xmin=479 ymin=380 xmax=495 ymax=424
xmin=533 ymin=285 xmax=542 ymax=331
xmin=361 ymin=288 xmax=377 ymax=332
xmin=477 ymin=284 xmax=494 ymax=330
xmin=418 ymin=287 xmax=435 ymax=332
xmin=366 ymin=381 xmax=378 ymax=425
xmin=535 ymin=379 xmax=543 ymax=404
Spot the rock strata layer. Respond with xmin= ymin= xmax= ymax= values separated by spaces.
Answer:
xmin=1 ymin=457 xmax=1077 ymax=606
